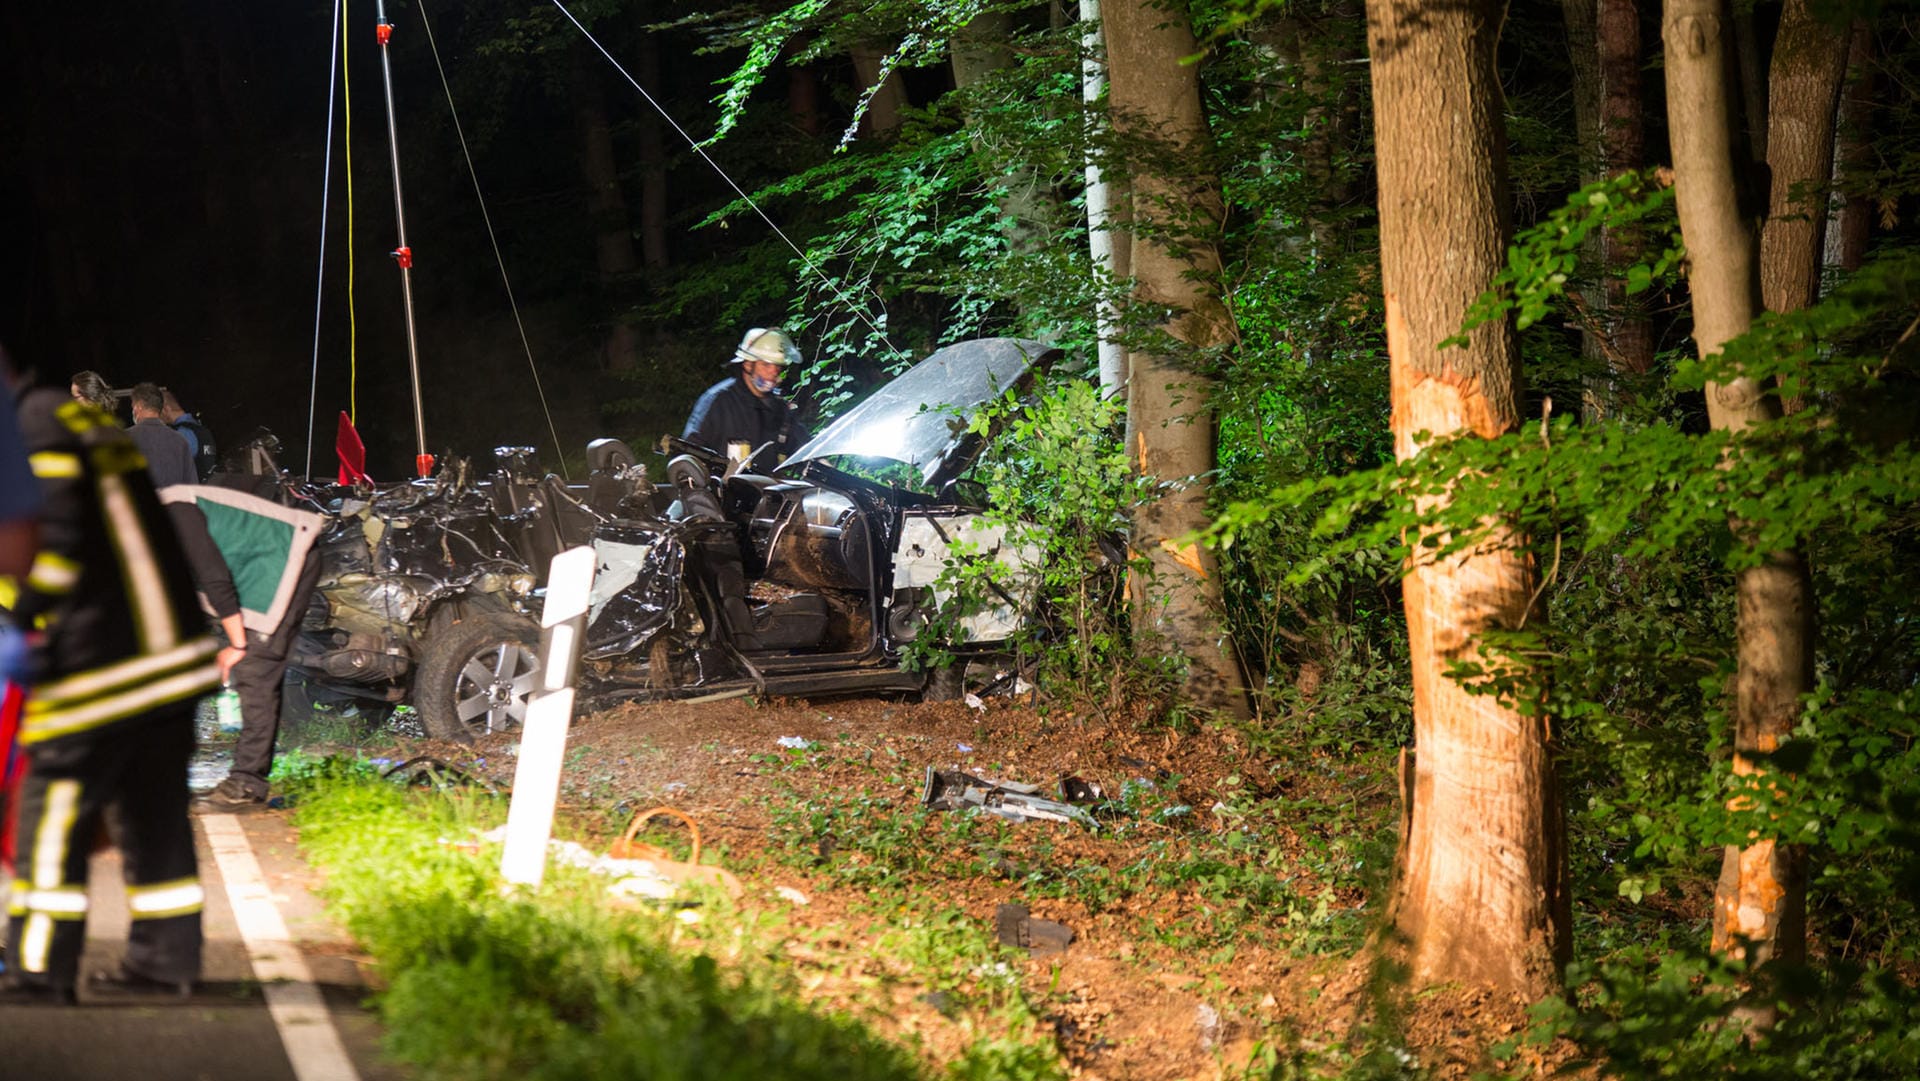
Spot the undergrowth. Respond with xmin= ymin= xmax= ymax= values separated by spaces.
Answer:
xmin=279 ymin=756 xmax=1070 ymax=1081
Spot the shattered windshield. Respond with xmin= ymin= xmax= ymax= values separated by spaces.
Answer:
xmin=784 ymin=338 xmax=1058 ymax=487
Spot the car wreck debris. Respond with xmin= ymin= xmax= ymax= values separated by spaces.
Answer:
xmin=921 ymin=766 xmax=1097 ymax=827
xmin=994 ymin=903 xmax=1074 ymax=957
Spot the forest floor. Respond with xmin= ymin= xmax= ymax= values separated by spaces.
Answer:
xmin=316 ymin=694 xmax=1577 ymax=1080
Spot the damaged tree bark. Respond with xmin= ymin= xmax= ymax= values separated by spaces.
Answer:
xmin=1102 ymin=0 xmax=1249 ymax=719
xmin=1662 ymin=0 xmax=1814 ymax=973
xmin=1366 ymin=0 xmax=1569 ymax=997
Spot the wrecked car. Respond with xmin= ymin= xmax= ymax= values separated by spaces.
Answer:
xmin=292 ymin=336 xmax=1057 ymax=741
xmin=446 ymin=336 xmax=1058 ymax=736
xmin=289 ymin=443 xmax=640 ymax=740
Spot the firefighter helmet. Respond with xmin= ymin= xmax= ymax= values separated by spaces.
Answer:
xmin=732 ymin=327 xmax=801 ymax=367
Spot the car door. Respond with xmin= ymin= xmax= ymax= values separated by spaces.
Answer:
xmin=889 ymin=507 xmax=1042 ymax=645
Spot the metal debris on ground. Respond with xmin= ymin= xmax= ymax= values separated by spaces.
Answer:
xmin=921 ymin=767 xmax=1097 ymax=827
xmin=994 ymin=902 xmax=1074 ymax=957
xmin=381 ymin=755 xmax=498 ymax=792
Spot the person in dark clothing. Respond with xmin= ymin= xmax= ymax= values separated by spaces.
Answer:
xmin=682 ymin=327 xmax=807 ymax=474
xmin=160 ymin=388 xmax=217 ymax=482
xmin=127 ymin=382 xmax=195 ymax=489
xmin=67 ymin=371 xmax=115 ymax=416
xmin=0 ymin=375 xmax=235 ymax=1006
xmin=0 ymin=358 xmax=42 ymax=875
xmin=163 ymin=484 xmax=324 ymax=811
xmin=679 ymin=329 xmax=810 ymax=652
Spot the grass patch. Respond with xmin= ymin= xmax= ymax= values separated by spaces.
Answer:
xmin=281 ymin=756 xmax=1069 ymax=1081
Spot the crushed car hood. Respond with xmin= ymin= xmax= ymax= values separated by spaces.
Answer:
xmin=783 ymin=337 xmax=1060 ymax=489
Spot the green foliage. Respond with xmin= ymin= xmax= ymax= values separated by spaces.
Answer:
xmin=1505 ymin=948 xmax=1920 ymax=1080
xmin=1445 ymin=171 xmax=1683 ymax=343
xmin=899 ymin=379 xmax=1173 ymax=706
xmin=285 ymin=765 xmax=931 ymax=1081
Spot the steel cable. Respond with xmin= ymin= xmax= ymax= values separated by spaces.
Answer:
xmin=544 ymin=0 xmax=905 ymax=366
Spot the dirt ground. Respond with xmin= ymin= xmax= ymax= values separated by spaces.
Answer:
xmin=353 ymin=694 xmax=1564 ymax=1081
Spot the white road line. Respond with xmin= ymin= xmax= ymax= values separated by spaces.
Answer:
xmin=200 ymin=814 xmax=363 ymax=1081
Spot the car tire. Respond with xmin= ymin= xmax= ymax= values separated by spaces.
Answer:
xmin=415 ymin=613 xmax=541 ymax=742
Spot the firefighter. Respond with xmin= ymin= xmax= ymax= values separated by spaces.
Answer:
xmin=0 ymin=367 xmax=240 ymax=1005
xmin=682 ymin=327 xmax=807 ymax=474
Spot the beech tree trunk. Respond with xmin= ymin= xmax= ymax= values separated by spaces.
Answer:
xmin=1102 ymin=0 xmax=1248 ymax=719
xmin=1759 ymin=0 xmax=1850 ymax=313
xmin=635 ymin=34 xmax=670 ymax=273
xmin=952 ymin=9 xmax=1059 ymax=313
xmin=1662 ymin=0 xmax=1813 ymax=972
xmin=849 ymin=44 xmax=909 ymax=140
xmin=1565 ymin=0 xmax=1654 ymax=400
xmin=1366 ymin=0 xmax=1569 ymax=997
xmin=1825 ymin=21 xmax=1875 ymax=275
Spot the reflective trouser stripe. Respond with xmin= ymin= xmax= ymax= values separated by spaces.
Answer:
xmin=19 ymin=779 xmax=82 ymax=974
xmin=7 ymin=886 xmax=88 ymax=916
xmin=127 ymin=878 xmax=206 ymax=920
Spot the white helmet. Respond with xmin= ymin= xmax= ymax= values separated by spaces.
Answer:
xmin=733 ymin=327 xmax=801 ymax=367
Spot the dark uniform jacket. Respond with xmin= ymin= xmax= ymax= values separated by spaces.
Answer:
xmin=128 ymin=417 xmax=196 ymax=489
xmin=683 ymin=375 xmax=804 ymax=474
xmin=12 ymin=390 xmax=220 ymax=745
xmin=171 ymin=413 xmax=217 ymax=482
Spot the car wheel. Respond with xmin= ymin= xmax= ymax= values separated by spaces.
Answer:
xmin=922 ymin=655 xmax=1024 ymax=702
xmin=415 ymin=613 xmax=540 ymax=742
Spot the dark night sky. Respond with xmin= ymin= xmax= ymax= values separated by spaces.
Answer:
xmin=1 ymin=1 xmax=762 ymax=479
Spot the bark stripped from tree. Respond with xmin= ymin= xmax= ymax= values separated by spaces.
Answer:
xmin=1662 ymin=0 xmax=1813 ymax=972
xmin=1366 ymin=0 xmax=1569 ymax=997
xmin=1102 ymin=0 xmax=1248 ymax=719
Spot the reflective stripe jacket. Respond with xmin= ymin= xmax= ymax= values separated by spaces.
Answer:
xmin=10 ymin=388 xmax=218 ymax=743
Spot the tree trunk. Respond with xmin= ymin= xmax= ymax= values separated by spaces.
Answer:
xmin=1079 ymin=0 xmax=1127 ymax=397
xmin=1732 ymin=5 xmax=1767 ymax=162
xmin=1102 ymin=0 xmax=1248 ymax=719
xmin=953 ymin=9 xmax=1060 ymax=315
xmin=635 ymin=33 xmax=670 ymax=273
xmin=1566 ymin=0 xmax=1654 ymax=415
xmin=570 ymin=51 xmax=639 ymax=372
xmin=849 ymin=44 xmax=909 ymax=140
xmin=1366 ymin=0 xmax=1568 ymax=997
xmin=1759 ymin=0 xmax=1850 ymax=319
xmin=1299 ymin=2 xmax=1365 ymax=265
xmin=788 ymin=64 xmax=825 ymax=138
xmin=1825 ymin=21 xmax=1875 ymax=275
xmin=1662 ymin=0 xmax=1813 ymax=973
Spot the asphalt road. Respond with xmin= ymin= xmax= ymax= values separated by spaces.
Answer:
xmin=1 ymin=808 xmax=404 ymax=1081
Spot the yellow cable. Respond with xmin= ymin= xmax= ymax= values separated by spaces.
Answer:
xmin=344 ymin=0 xmax=357 ymax=423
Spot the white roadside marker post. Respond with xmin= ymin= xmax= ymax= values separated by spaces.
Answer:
xmin=500 ymin=545 xmax=596 ymax=889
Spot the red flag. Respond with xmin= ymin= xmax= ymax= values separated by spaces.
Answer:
xmin=336 ymin=411 xmax=372 ymax=486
